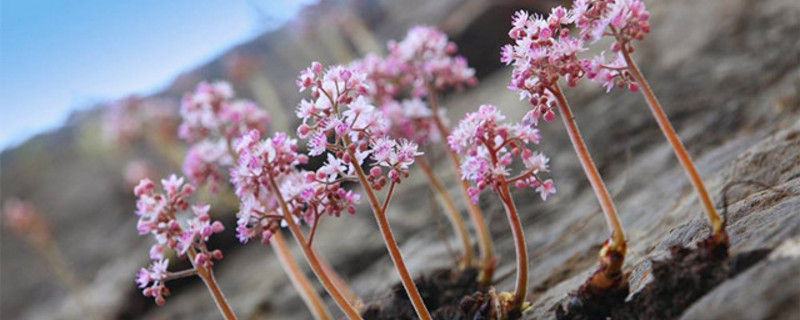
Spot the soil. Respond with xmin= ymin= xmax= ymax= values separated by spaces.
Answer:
xmin=555 ymin=238 xmax=772 ymax=320
xmin=361 ymin=267 xmax=508 ymax=320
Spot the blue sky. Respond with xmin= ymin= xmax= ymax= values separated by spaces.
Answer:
xmin=0 ymin=0 xmax=314 ymax=150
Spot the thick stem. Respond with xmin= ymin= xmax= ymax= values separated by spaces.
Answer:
xmin=271 ymin=231 xmax=333 ymax=320
xmin=266 ymin=177 xmax=364 ymax=320
xmin=426 ymin=83 xmax=494 ymax=282
xmin=551 ymin=85 xmax=625 ymax=250
xmin=620 ymin=48 xmax=724 ymax=239
xmin=343 ymin=141 xmax=433 ymax=320
xmin=187 ymin=249 xmax=238 ymax=320
xmin=497 ymin=181 xmax=528 ymax=309
xmin=417 ymin=157 xmax=475 ymax=266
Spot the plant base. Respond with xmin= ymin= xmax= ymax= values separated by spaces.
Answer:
xmin=556 ymin=234 xmax=768 ymax=320
xmin=556 ymin=244 xmax=629 ymax=319
xmin=362 ymin=267 xmax=522 ymax=320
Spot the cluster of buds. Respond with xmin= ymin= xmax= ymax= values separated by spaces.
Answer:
xmin=573 ymin=0 xmax=650 ymax=92
xmin=368 ymin=137 xmax=423 ymax=189
xmin=387 ymin=26 xmax=477 ymax=97
xmin=379 ymin=98 xmax=446 ymax=146
xmin=573 ymin=0 xmax=650 ymax=49
xmin=178 ymin=81 xmax=270 ymax=192
xmin=502 ymin=8 xmax=585 ymax=125
xmin=297 ymin=62 xmax=420 ymax=188
xmin=134 ymin=175 xmax=225 ymax=305
xmin=582 ymin=53 xmax=638 ymax=92
xmin=102 ymin=96 xmax=177 ymax=145
xmin=350 ymin=53 xmax=404 ymax=105
xmin=449 ymin=104 xmax=555 ymax=203
xmin=292 ymin=168 xmax=360 ymax=221
xmin=348 ymin=26 xmax=473 ymax=149
xmin=230 ymin=132 xmax=363 ymax=245
xmin=3 ymin=199 xmax=52 ymax=248
xmin=179 ymin=81 xmax=269 ymax=142
xmin=229 ymin=130 xmax=310 ymax=244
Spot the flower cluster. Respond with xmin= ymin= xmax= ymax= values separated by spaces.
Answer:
xmin=178 ymin=81 xmax=269 ymax=191
xmin=179 ymin=81 xmax=271 ymax=142
xmin=582 ymin=52 xmax=638 ymax=92
xmin=380 ymin=98 xmax=445 ymax=145
xmin=368 ymin=137 xmax=423 ymax=189
xmin=134 ymin=175 xmax=225 ymax=304
xmin=103 ymin=96 xmax=176 ymax=145
xmin=229 ymin=131 xmax=364 ymax=244
xmin=346 ymin=27 xmax=475 ymax=151
xmin=297 ymin=62 xmax=421 ymax=189
xmin=386 ymin=26 xmax=477 ymax=97
xmin=573 ymin=0 xmax=650 ymax=47
xmin=448 ymin=105 xmax=555 ymax=202
xmin=502 ymin=8 xmax=586 ymax=125
xmin=573 ymin=0 xmax=650 ymax=92
xmin=183 ymin=140 xmax=231 ymax=193
xmin=229 ymin=130 xmax=310 ymax=243
xmin=350 ymin=53 xmax=404 ymax=105
xmin=3 ymin=199 xmax=52 ymax=246
xmin=136 ymin=259 xmax=170 ymax=305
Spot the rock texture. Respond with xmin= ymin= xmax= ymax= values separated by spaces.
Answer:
xmin=1 ymin=0 xmax=798 ymax=319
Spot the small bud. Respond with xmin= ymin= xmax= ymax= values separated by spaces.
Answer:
xmin=211 ymin=221 xmax=225 ymax=233
xmin=370 ymin=166 xmax=382 ymax=178
xmin=543 ymin=110 xmax=556 ymax=122
xmin=311 ymin=61 xmax=323 ymax=73
xmin=194 ymin=253 xmax=208 ymax=266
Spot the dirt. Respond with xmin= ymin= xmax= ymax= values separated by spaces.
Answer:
xmin=361 ymin=267 xmax=504 ymax=320
xmin=555 ymin=237 xmax=772 ymax=320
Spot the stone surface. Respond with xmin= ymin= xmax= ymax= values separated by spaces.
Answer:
xmin=1 ymin=0 xmax=798 ymax=319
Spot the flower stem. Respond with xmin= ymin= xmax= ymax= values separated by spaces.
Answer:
xmin=417 ymin=156 xmax=475 ymax=267
xmin=266 ymin=177 xmax=364 ymax=320
xmin=497 ymin=179 xmax=528 ymax=309
xmin=343 ymin=138 xmax=433 ymax=320
xmin=186 ymin=249 xmax=238 ymax=320
xmin=224 ymin=141 xmax=355 ymax=316
xmin=551 ymin=84 xmax=625 ymax=250
xmin=620 ymin=48 xmax=725 ymax=241
xmin=271 ymin=231 xmax=334 ymax=320
xmin=426 ymin=83 xmax=495 ymax=283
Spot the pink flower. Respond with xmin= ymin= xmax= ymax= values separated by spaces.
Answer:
xmin=230 ymin=132 xmax=326 ymax=244
xmin=572 ymin=0 xmax=650 ymax=92
xmin=350 ymin=53 xmax=403 ymax=104
xmin=177 ymin=81 xmax=271 ymax=191
xmin=449 ymin=104 xmax=555 ymax=202
xmin=133 ymin=175 xmax=226 ymax=305
xmin=102 ymin=96 xmax=176 ymax=145
xmin=379 ymin=98 xmax=445 ymax=145
xmin=137 ymin=259 xmax=170 ymax=305
xmin=386 ymin=26 xmax=477 ymax=97
xmin=503 ymin=9 xmax=586 ymax=123
xmin=581 ymin=52 xmax=639 ymax=92
xmin=218 ymin=100 xmax=270 ymax=139
xmin=573 ymin=0 xmax=650 ymax=45
xmin=537 ymin=179 xmax=557 ymax=201
xmin=178 ymin=81 xmax=236 ymax=143
xmin=134 ymin=178 xmax=155 ymax=197
xmin=182 ymin=140 xmax=231 ymax=193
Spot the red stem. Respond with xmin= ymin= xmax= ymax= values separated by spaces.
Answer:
xmin=619 ymin=47 xmax=723 ymax=238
